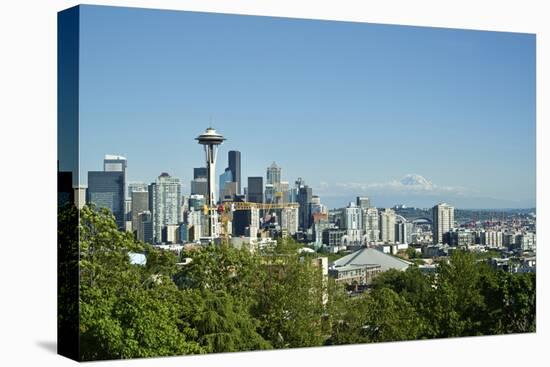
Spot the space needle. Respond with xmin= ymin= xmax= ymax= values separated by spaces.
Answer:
xmin=195 ymin=127 xmax=226 ymax=240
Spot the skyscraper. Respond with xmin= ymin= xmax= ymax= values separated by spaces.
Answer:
xmin=356 ymin=196 xmax=370 ymax=209
xmin=127 ymin=182 xmax=148 ymax=199
xmin=190 ymin=178 xmax=208 ymax=197
xmin=186 ymin=209 xmax=203 ymax=240
xmin=228 ymin=151 xmax=241 ymax=195
xmin=266 ymin=162 xmax=283 ymax=203
xmin=344 ymin=202 xmax=362 ymax=229
xmin=432 ymin=202 xmax=455 ymax=244
xmin=266 ymin=162 xmax=281 ymax=186
xmin=233 ymin=207 xmax=260 ymax=237
xmin=310 ymin=195 xmax=327 ymax=216
xmin=103 ymin=154 xmax=127 ymax=203
xmin=290 ymin=177 xmax=305 ymax=203
xmin=344 ymin=202 xmax=362 ymax=245
xmin=281 ymin=206 xmax=299 ymax=235
xmin=265 ymin=184 xmax=275 ymax=204
xmin=379 ymin=208 xmax=396 ymax=243
xmin=364 ymin=207 xmax=380 ymax=243
xmin=150 ymin=173 xmax=182 ymax=243
xmin=87 ymin=155 xmax=126 ymax=229
xmin=191 ymin=167 xmax=208 ymax=197
xmin=131 ymin=189 xmax=149 ymax=235
xmin=219 ymin=167 xmax=233 ymax=201
xmin=395 ymin=217 xmax=412 ymax=244
xmin=103 ymin=154 xmax=127 ymax=172
xmin=193 ymin=167 xmax=207 ymax=179
xmin=136 ymin=211 xmax=153 ymax=244
xmin=279 ymin=181 xmax=290 ymax=204
xmin=221 ymin=182 xmax=237 ymax=201
xmin=297 ymin=185 xmax=312 ymax=230
xmin=247 ymin=177 xmax=264 ymax=203
xmin=188 ymin=194 xmax=205 ymax=211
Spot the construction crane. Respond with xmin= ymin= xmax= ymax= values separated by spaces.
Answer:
xmin=230 ymin=201 xmax=299 ymax=211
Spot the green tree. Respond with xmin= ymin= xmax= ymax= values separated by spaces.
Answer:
xmin=429 ymin=251 xmax=486 ymax=337
xmin=175 ymin=245 xmax=264 ymax=308
xmin=78 ymin=206 xmax=204 ymax=360
xmin=478 ymin=270 xmax=536 ymax=334
xmin=72 ymin=204 xmax=536 ymax=359
xmin=178 ymin=242 xmax=327 ymax=349
xmin=329 ymin=288 xmax=421 ymax=344
xmin=252 ymin=254 xmax=326 ymax=348
xmin=501 ymin=272 xmax=536 ymax=332
xmin=371 ymin=267 xmax=435 ymax=337
xmin=180 ymin=289 xmax=271 ymax=353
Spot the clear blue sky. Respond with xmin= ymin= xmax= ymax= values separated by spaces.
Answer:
xmin=78 ymin=5 xmax=535 ymax=209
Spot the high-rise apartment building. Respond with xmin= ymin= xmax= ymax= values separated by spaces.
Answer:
xmin=379 ymin=208 xmax=396 ymax=243
xmin=150 ymin=173 xmax=182 ymax=243
xmin=481 ymin=230 xmax=503 ymax=248
xmin=363 ymin=207 xmax=380 ymax=243
xmin=344 ymin=202 xmax=363 ymax=245
xmin=344 ymin=202 xmax=362 ymax=230
xmin=395 ymin=218 xmax=413 ymax=244
xmin=432 ymin=202 xmax=455 ymax=244
xmin=281 ymin=206 xmax=299 ymax=235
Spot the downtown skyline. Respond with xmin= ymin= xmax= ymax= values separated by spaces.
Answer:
xmin=77 ymin=5 xmax=535 ymax=209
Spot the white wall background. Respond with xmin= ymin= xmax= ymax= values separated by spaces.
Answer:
xmin=0 ymin=1 xmax=547 ymax=366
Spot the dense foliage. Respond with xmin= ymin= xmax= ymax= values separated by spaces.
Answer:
xmin=63 ymin=206 xmax=535 ymax=360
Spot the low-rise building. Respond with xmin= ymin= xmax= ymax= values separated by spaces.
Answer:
xmin=329 ymin=263 xmax=382 ymax=286
xmin=328 ymin=247 xmax=411 ymax=286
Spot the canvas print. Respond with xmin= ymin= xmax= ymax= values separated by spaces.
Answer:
xmin=57 ymin=4 xmax=536 ymax=362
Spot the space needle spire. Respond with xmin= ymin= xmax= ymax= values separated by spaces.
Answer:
xmin=195 ymin=127 xmax=225 ymax=239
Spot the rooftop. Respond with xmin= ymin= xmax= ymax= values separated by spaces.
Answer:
xmin=104 ymin=154 xmax=127 ymax=160
xmin=331 ymin=247 xmax=411 ymax=272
